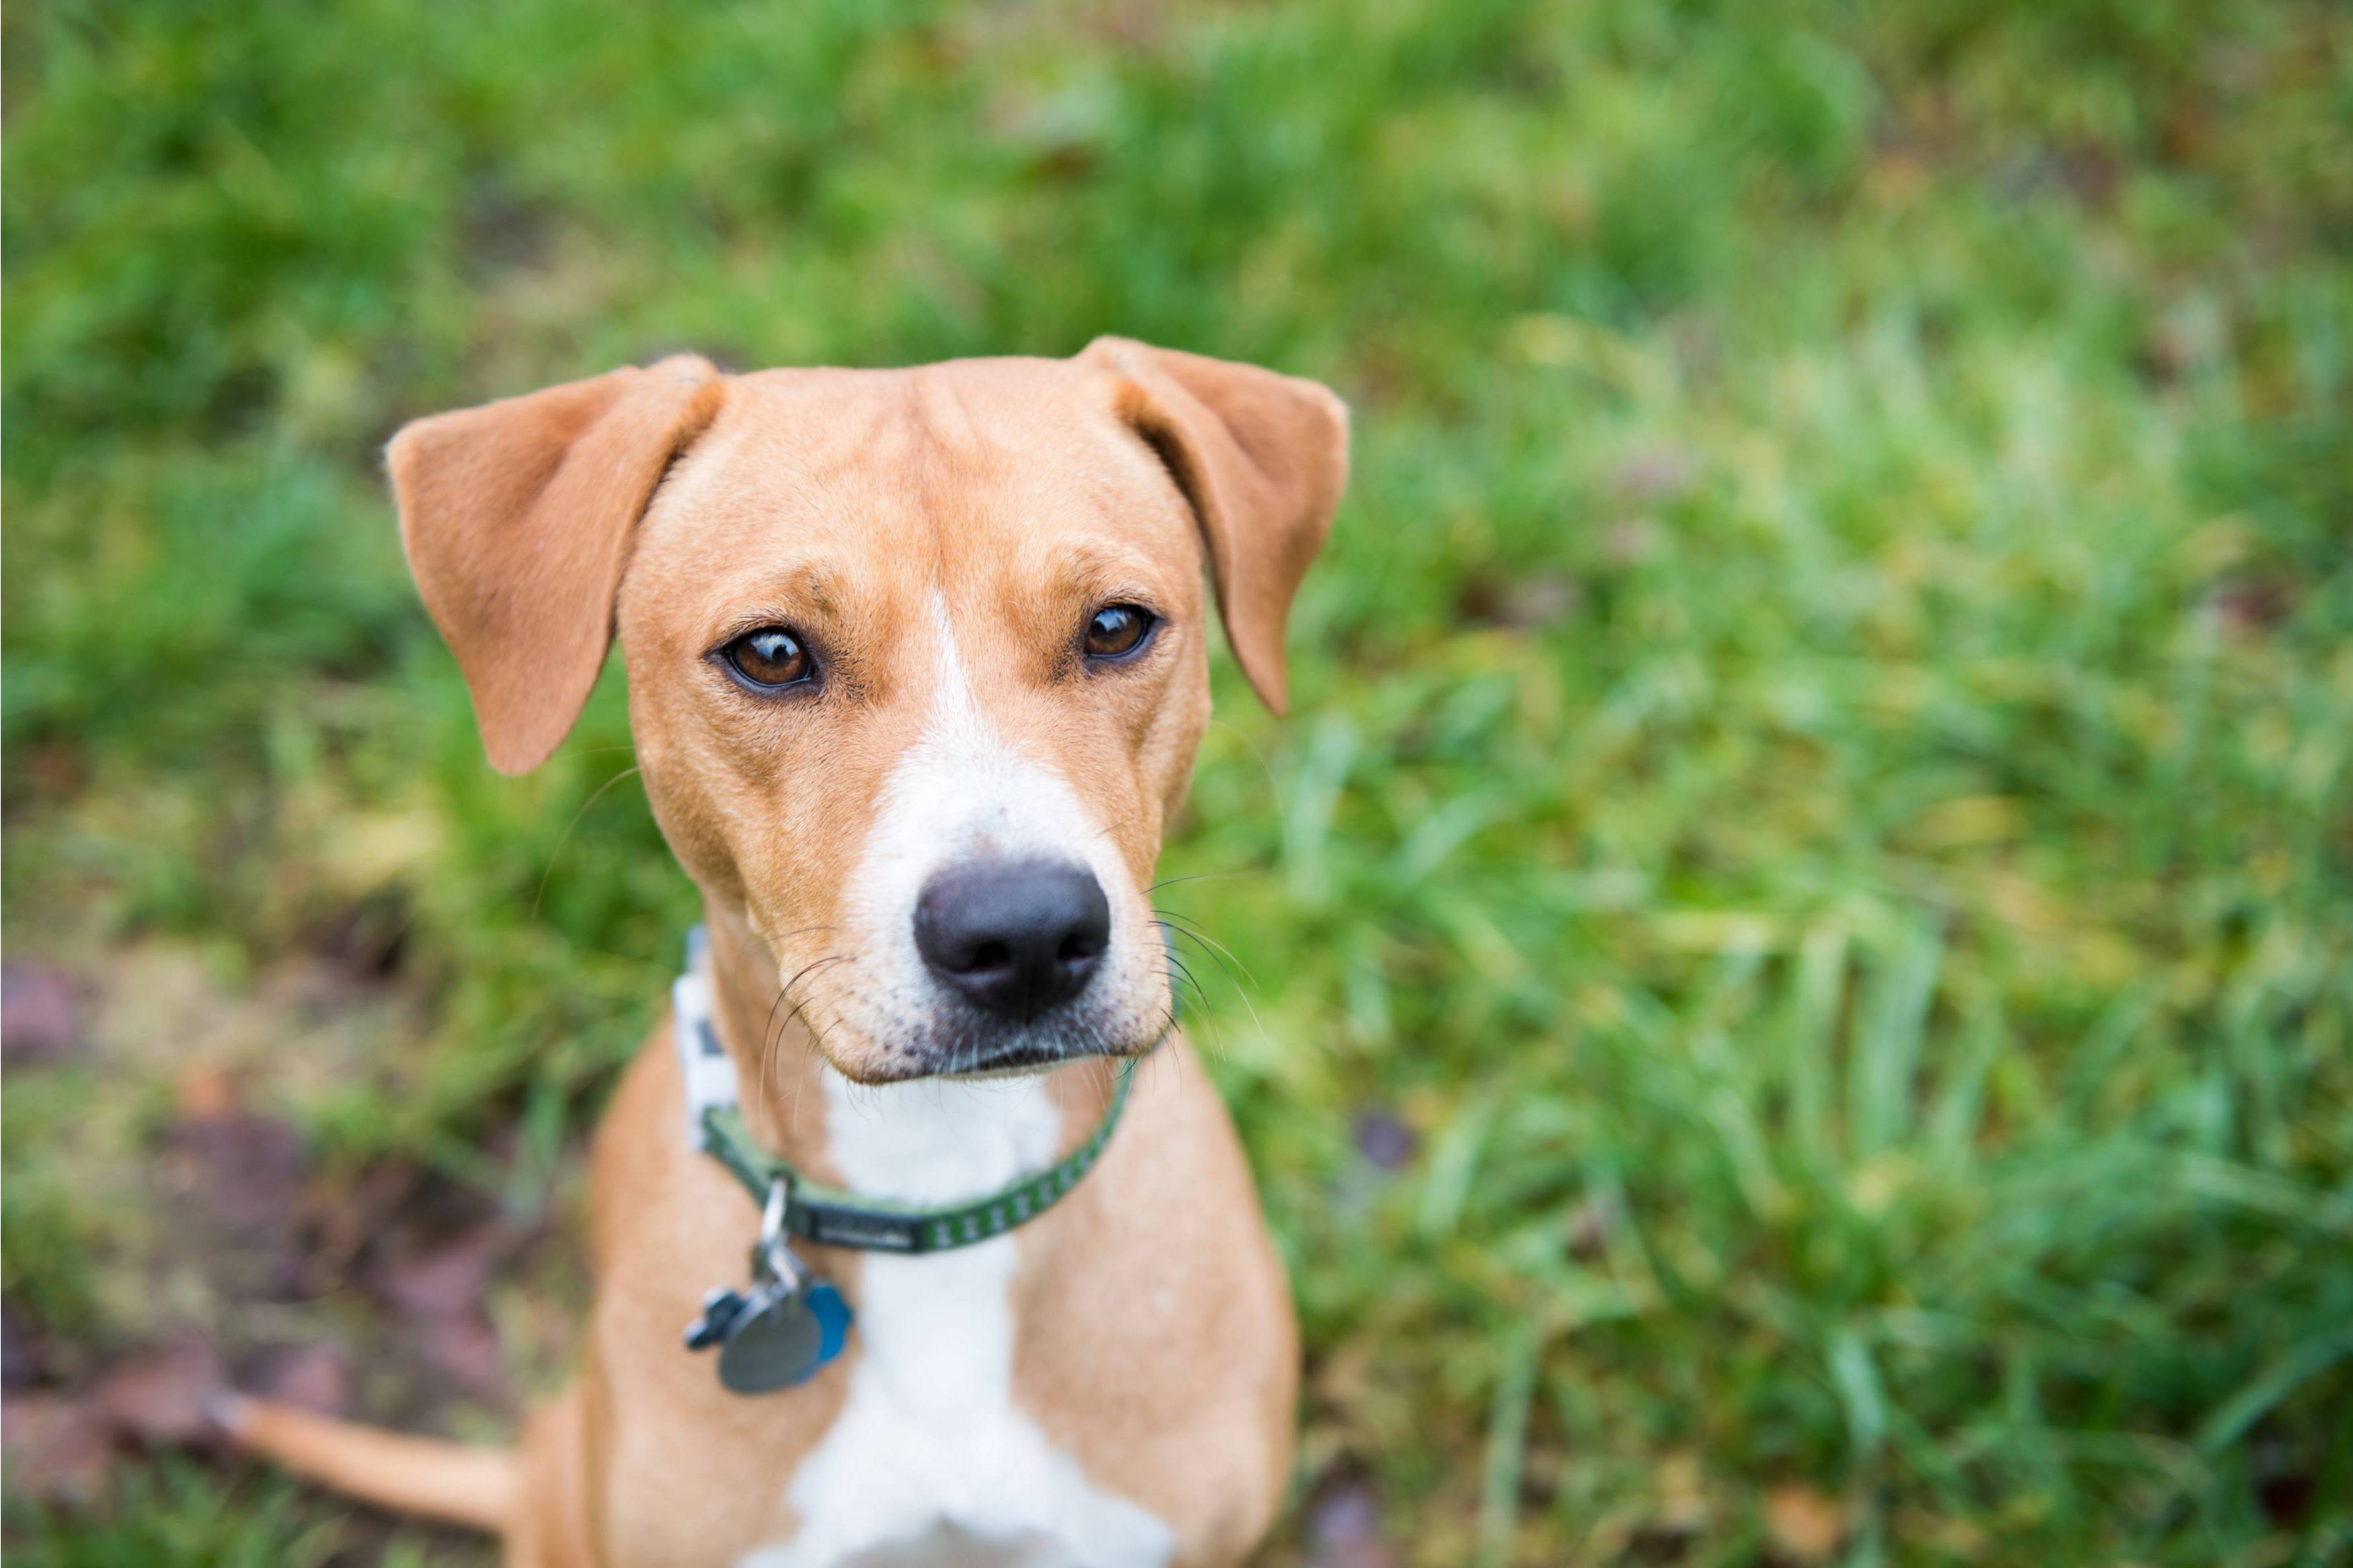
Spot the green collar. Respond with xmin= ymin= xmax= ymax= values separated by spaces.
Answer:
xmin=696 ymin=1071 xmax=1133 ymax=1253
xmin=673 ymin=925 xmax=1142 ymax=1253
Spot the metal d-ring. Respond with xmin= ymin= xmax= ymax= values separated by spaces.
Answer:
xmin=756 ymin=1175 xmax=802 ymax=1291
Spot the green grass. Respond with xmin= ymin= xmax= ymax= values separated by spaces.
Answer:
xmin=6 ymin=0 xmax=2352 ymax=1562
xmin=6 ymin=1464 xmax=345 ymax=1568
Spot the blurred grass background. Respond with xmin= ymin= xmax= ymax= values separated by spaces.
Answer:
xmin=5 ymin=0 xmax=2352 ymax=1563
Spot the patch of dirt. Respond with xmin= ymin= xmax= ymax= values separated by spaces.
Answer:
xmin=5 ymin=939 xmax=592 ymax=1513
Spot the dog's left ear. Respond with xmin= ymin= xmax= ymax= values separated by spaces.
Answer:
xmin=1081 ymin=337 xmax=1349 ymax=712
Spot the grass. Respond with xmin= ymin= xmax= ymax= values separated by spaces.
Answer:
xmin=5 ymin=0 xmax=2352 ymax=1562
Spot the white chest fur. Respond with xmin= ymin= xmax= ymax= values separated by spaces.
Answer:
xmin=738 ymin=1073 xmax=1174 ymax=1568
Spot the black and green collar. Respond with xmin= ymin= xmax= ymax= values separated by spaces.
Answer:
xmin=696 ymin=1081 xmax=1131 ymax=1253
xmin=672 ymin=925 xmax=1139 ymax=1253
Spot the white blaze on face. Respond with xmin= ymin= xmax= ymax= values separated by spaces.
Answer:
xmin=830 ymin=593 xmax=1156 ymax=1071
xmin=742 ymin=597 xmax=1179 ymax=1567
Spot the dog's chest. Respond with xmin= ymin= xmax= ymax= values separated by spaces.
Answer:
xmin=737 ymin=1078 xmax=1173 ymax=1568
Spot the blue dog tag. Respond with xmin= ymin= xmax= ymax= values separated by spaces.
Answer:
xmin=807 ymin=1280 xmax=850 ymax=1365
xmin=709 ymin=1276 xmax=854 ymax=1395
xmin=686 ymin=1176 xmax=854 ymax=1395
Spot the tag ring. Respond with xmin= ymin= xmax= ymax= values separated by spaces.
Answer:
xmin=757 ymin=1175 xmax=801 ymax=1289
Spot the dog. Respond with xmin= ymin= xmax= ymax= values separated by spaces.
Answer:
xmin=218 ymin=339 xmax=1349 ymax=1566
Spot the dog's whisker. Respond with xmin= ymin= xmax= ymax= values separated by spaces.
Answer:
xmin=1149 ymin=919 xmax=1246 ymax=999
xmin=1162 ymin=931 xmax=1214 ymax=992
xmin=760 ymin=981 xmax=791 ymax=1060
xmin=759 ymin=985 xmax=791 ymax=1114
xmin=1142 ymin=869 xmax=1264 ymax=895
xmin=1203 ymin=714 xmax=1292 ymax=842
xmin=768 ymin=972 xmax=837 ymax=1063
xmin=1152 ymin=909 xmax=1255 ymax=988
xmin=758 ymin=954 xmax=851 ymax=1130
xmin=1162 ymin=919 xmax=1263 ymax=1045
xmin=1159 ymin=979 xmax=1210 ymax=1053
xmin=530 ymin=766 xmax=643 ymax=921
xmin=1158 ymin=948 xmax=1211 ymax=1014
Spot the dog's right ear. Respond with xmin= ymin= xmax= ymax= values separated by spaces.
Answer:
xmin=388 ymin=356 xmax=724 ymax=775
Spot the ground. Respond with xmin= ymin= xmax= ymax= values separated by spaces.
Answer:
xmin=4 ymin=1 xmax=2351 ymax=1564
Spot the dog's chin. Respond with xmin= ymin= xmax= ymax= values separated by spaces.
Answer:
xmin=820 ymin=1010 xmax=1172 ymax=1086
xmin=938 ymin=1044 xmax=1092 ymax=1082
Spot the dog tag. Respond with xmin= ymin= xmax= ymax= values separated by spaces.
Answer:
xmin=714 ymin=1280 xmax=850 ymax=1395
xmin=684 ymin=1286 xmax=752 ymax=1352
xmin=685 ymin=1177 xmax=853 ymax=1395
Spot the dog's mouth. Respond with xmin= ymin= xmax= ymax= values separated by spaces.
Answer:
xmin=848 ymin=1014 xmax=1172 ymax=1085
xmin=937 ymin=1016 xmax=1180 ymax=1081
xmin=941 ymin=1040 xmax=1086 ymax=1079
xmin=769 ymin=927 xmax=1175 ymax=1086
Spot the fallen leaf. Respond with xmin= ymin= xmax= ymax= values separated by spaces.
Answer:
xmin=3 ymin=1298 xmax=48 ymax=1390
xmin=93 ymin=1333 xmax=223 ymax=1446
xmin=305 ymin=1159 xmax=427 ymax=1273
xmin=2 ymin=962 xmax=81 ymax=1069
xmin=371 ymin=1221 xmax=514 ymax=1318
xmin=251 ymin=1344 xmax=352 ymax=1417
xmin=420 ymin=1311 xmax=506 ymax=1393
xmin=173 ymin=1063 xmax=239 ymax=1120
xmin=2 ymin=1393 xmax=116 ymax=1501
xmin=1765 ymin=1484 xmax=1847 ymax=1563
xmin=1453 ymin=571 xmax=1583 ymax=632
xmin=360 ymin=1186 xmax=539 ymax=1401
xmin=1351 ymin=1109 xmax=1419 ymax=1173
xmin=1304 ymin=1474 xmax=1397 ymax=1568
xmin=165 ymin=1109 xmax=311 ymax=1241
xmin=2213 ymin=578 xmax=2295 ymax=636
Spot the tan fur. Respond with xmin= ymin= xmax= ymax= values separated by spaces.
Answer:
xmin=225 ymin=1394 xmax=518 ymax=1531
xmin=225 ymin=342 xmax=1346 ymax=1566
xmin=390 ymin=354 xmax=726 ymax=776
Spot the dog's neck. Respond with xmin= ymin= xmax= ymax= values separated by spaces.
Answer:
xmin=694 ymin=901 xmax=1121 ymax=1202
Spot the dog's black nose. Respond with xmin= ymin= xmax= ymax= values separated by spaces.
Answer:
xmin=914 ymin=859 xmax=1111 ymax=1019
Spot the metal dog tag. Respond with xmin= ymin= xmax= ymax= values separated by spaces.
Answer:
xmin=715 ymin=1279 xmax=849 ymax=1394
xmin=684 ymin=1178 xmax=852 ymax=1396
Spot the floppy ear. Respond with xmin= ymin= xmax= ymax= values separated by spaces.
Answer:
xmin=1080 ymin=337 xmax=1349 ymax=712
xmin=388 ymin=356 xmax=725 ymax=774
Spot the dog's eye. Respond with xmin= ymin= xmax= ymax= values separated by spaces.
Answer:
xmin=723 ymin=627 xmax=813 ymax=688
xmin=1084 ymin=604 xmax=1155 ymax=661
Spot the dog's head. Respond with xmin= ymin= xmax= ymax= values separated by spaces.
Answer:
xmin=389 ymin=341 xmax=1346 ymax=1083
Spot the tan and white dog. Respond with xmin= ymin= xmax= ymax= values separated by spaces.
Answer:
xmin=221 ymin=339 xmax=1349 ymax=1567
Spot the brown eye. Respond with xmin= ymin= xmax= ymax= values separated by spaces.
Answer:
xmin=1084 ymin=604 xmax=1155 ymax=661
xmin=723 ymin=627 xmax=813 ymax=688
